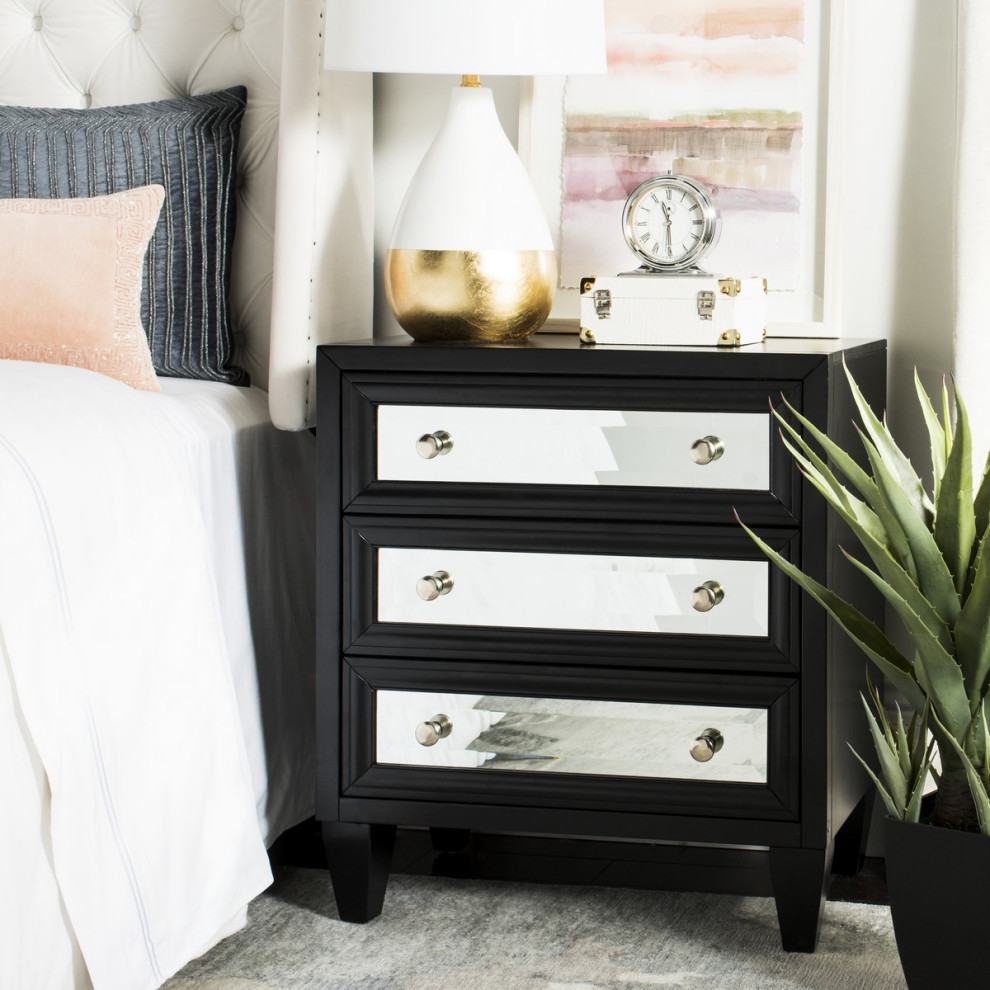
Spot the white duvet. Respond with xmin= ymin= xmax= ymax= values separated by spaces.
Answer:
xmin=0 ymin=361 xmax=303 ymax=990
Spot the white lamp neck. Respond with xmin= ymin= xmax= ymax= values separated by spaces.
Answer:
xmin=389 ymin=82 xmax=553 ymax=251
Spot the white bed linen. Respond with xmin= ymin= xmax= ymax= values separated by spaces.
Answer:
xmin=0 ymin=360 xmax=315 ymax=990
xmin=151 ymin=377 xmax=317 ymax=844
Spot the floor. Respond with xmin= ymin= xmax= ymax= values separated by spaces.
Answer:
xmin=270 ymin=818 xmax=890 ymax=906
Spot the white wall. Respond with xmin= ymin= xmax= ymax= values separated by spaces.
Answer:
xmin=834 ymin=0 xmax=957 ymax=456
xmin=371 ymin=1 xmax=958 ymax=449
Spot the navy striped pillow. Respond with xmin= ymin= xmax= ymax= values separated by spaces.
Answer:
xmin=0 ymin=87 xmax=248 ymax=385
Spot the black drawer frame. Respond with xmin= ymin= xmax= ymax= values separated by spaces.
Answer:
xmin=340 ymin=656 xmax=799 ymax=830
xmin=341 ymin=514 xmax=801 ymax=674
xmin=338 ymin=371 xmax=802 ymax=526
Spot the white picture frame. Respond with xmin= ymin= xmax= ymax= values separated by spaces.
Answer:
xmin=519 ymin=0 xmax=845 ymax=338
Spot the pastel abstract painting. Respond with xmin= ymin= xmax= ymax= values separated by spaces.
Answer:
xmin=560 ymin=0 xmax=817 ymax=301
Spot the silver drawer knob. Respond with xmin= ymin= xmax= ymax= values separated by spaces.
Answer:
xmin=691 ymin=580 xmax=724 ymax=612
xmin=415 ymin=713 xmax=453 ymax=747
xmin=690 ymin=727 xmax=725 ymax=762
xmin=416 ymin=570 xmax=454 ymax=601
xmin=416 ymin=430 xmax=454 ymax=459
xmin=690 ymin=435 xmax=724 ymax=465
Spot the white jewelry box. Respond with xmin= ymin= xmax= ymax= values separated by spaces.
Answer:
xmin=579 ymin=273 xmax=768 ymax=347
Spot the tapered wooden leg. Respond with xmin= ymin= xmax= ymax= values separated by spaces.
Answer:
xmin=323 ymin=821 xmax=396 ymax=923
xmin=430 ymin=826 xmax=471 ymax=853
xmin=769 ymin=845 xmax=833 ymax=952
xmin=831 ymin=791 xmax=875 ymax=876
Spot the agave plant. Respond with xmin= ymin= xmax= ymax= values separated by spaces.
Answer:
xmin=738 ymin=365 xmax=990 ymax=834
xmin=854 ymin=678 xmax=935 ymax=825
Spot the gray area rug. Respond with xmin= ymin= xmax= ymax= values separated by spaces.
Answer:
xmin=164 ymin=867 xmax=906 ymax=990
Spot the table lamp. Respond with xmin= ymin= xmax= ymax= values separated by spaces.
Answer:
xmin=324 ymin=0 xmax=607 ymax=342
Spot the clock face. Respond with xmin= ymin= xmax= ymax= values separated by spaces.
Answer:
xmin=621 ymin=174 xmax=721 ymax=272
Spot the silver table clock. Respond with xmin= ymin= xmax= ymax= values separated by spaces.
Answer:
xmin=621 ymin=172 xmax=722 ymax=274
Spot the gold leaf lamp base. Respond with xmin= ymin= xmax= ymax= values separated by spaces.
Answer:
xmin=385 ymin=248 xmax=557 ymax=343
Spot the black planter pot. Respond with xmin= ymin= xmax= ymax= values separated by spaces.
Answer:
xmin=884 ymin=816 xmax=989 ymax=989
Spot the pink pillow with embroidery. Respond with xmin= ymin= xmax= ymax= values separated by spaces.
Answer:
xmin=0 ymin=185 xmax=164 ymax=391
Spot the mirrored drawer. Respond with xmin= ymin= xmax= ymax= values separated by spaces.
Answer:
xmin=377 ymin=547 xmax=769 ymax=638
xmin=376 ymin=690 xmax=768 ymax=784
xmin=340 ymin=658 xmax=800 ymax=822
xmin=378 ymin=405 xmax=770 ymax=491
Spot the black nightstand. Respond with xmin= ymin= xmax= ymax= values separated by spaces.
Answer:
xmin=316 ymin=334 xmax=886 ymax=951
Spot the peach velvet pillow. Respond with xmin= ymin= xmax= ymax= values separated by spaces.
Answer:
xmin=0 ymin=185 xmax=165 ymax=391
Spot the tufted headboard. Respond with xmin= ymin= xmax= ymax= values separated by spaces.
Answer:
xmin=0 ymin=0 xmax=372 ymax=430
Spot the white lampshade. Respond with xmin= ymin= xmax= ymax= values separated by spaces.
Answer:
xmin=323 ymin=0 xmax=607 ymax=342
xmin=324 ymin=0 xmax=607 ymax=76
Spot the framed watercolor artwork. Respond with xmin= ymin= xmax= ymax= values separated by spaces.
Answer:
xmin=520 ymin=0 xmax=843 ymax=336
